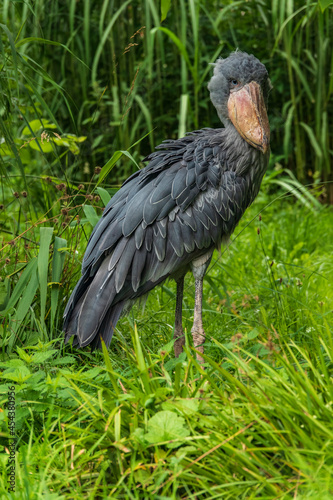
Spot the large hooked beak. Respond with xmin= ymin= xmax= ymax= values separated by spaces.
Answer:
xmin=227 ymin=81 xmax=270 ymax=154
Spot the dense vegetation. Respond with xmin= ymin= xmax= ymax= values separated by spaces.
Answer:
xmin=0 ymin=0 xmax=332 ymax=498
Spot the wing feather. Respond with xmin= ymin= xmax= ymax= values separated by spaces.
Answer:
xmin=63 ymin=127 xmax=266 ymax=349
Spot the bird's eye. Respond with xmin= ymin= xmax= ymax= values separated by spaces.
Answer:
xmin=231 ymin=79 xmax=239 ymax=87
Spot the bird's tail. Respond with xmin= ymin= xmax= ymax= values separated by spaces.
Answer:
xmin=63 ymin=234 xmax=168 ymax=349
xmin=90 ymin=299 xmax=125 ymax=349
xmin=63 ymin=289 xmax=126 ymax=349
xmin=63 ymin=258 xmax=128 ymax=349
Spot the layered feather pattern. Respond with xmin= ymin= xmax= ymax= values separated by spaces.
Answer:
xmin=63 ymin=127 xmax=268 ymax=348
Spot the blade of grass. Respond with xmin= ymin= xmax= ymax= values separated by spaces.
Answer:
xmin=38 ymin=227 xmax=53 ymax=326
xmin=50 ymin=236 xmax=67 ymax=329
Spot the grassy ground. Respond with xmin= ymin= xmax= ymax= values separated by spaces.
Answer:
xmin=1 ymin=189 xmax=332 ymax=499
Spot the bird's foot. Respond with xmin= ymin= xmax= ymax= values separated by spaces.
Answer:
xmin=174 ymin=327 xmax=185 ymax=358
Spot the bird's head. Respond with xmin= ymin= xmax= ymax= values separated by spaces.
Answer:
xmin=208 ymin=51 xmax=271 ymax=154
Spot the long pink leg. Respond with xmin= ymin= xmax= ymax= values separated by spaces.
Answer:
xmin=191 ymin=278 xmax=205 ymax=363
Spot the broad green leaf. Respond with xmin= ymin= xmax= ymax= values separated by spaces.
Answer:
xmin=0 ymin=359 xmax=26 ymax=368
xmin=16 ymin=346 xmax=32 ymax=364
xmin=29 ymin=139 xmax=54 ymax=153
xmin=161 ymin=0 xmax=171 ymax=21
xmin=96 ymin=187 xmax=112 ymax=206
xmin=162 ymin=398 xmax=200 ymax=416
xmin=31 ymin=350 xmax=58 ymax=364
xmin=318 ymin=0 xmax=333 ymax=12
xmin=248 ymin=328 xmax=260 ymax=340
xmin=62 ymin=133 xmax=87 ymax=143
xmin=2 ymin=366 xmax=32 ymax=383
xmin=27 ymin=134 xmax=86 ymax=154
xmin=49 ymin=356 xmax=76 ymax=365
xmin=83 ymin=205 xmax=100 ymax=228
xmin=22 ymin=119 xmax=57 ymax=135
xmin=0 ymin=142 xmax=15 ymax=157
xmin=144 ymin=410 xmax=190 ymax=448
xmin=66 ymin=142 xmax=80 ymax=155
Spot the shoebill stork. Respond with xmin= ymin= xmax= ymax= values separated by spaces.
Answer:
xmin=63 ymin=51 xmax=271 ymax=361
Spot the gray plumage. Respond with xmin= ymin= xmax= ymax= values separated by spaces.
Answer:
xmin=63 ymin=51 xmax=271 ymax=351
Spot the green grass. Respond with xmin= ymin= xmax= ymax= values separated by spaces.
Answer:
xmin=1 ymin=193 xmax=332 ymax=499
xmin=0 ymin=0 xmax=332 ymax=194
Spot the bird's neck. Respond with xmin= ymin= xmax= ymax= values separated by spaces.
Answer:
xmin=223 ymin=121 xmax=250 ymax=149
xmin=222 ymin=122 xmax=269 ymax=179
